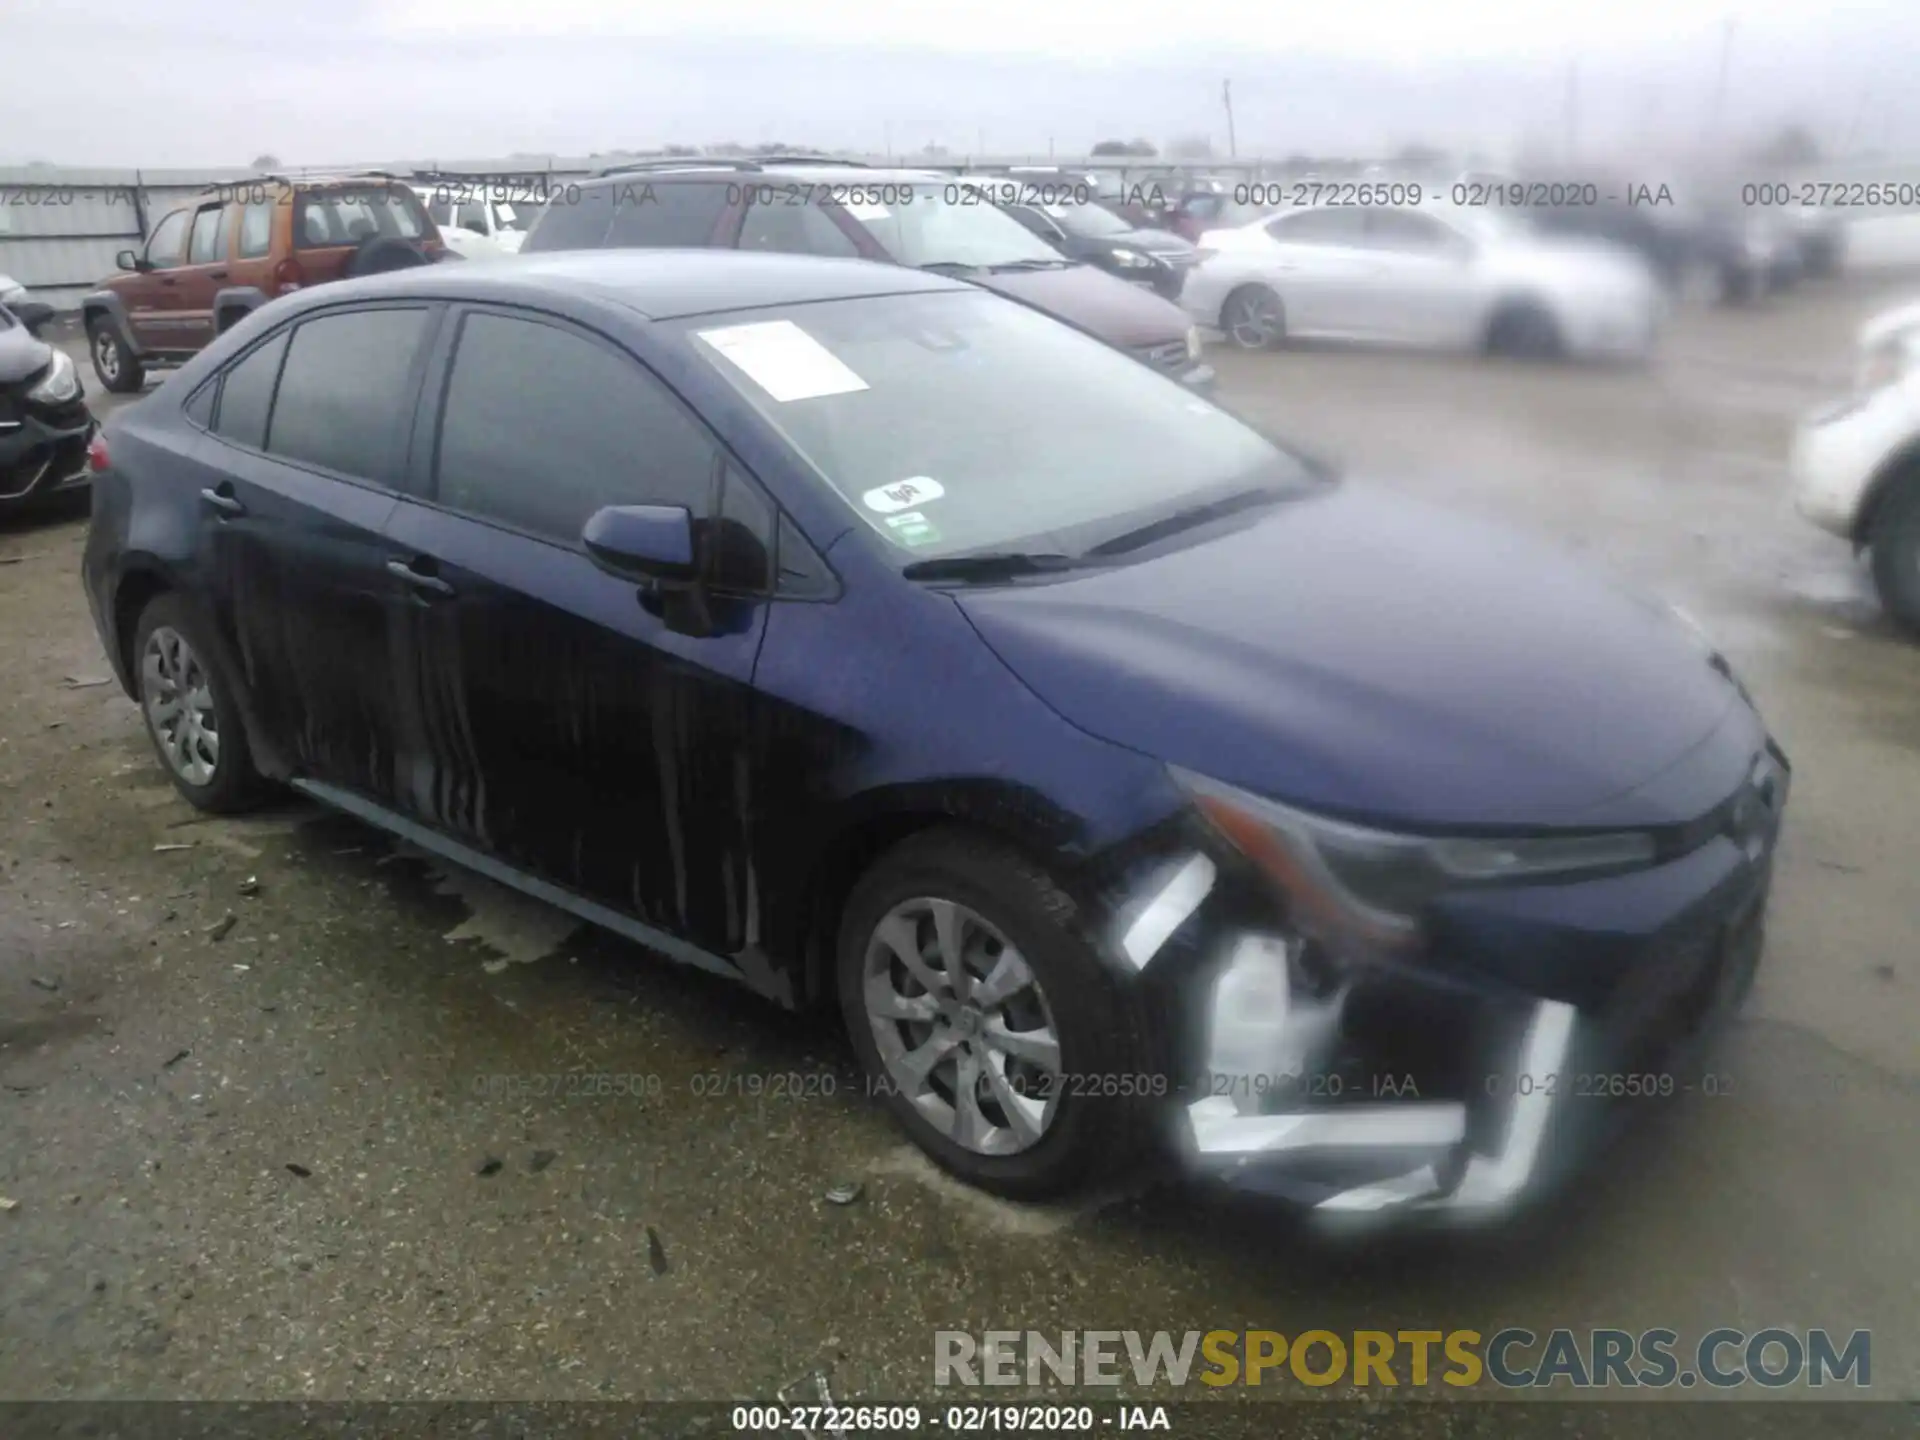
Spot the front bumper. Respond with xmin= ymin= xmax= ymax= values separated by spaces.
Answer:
xmin=1116 ymin=726 xmax=1786 ymax=1226
xmin=0 ymin=401 xmax=95 ymax=507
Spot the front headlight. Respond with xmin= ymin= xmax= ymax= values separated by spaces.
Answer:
xmin=1172 ymin=766 xmax=1658 ymax=951
xmin=26 ymin=348 xmax=79 ymax=405
xmin=1185 ymin=326 xmax=1202 ymax=362
xmin=1111 ymin=248 xmax=1154 ymax=269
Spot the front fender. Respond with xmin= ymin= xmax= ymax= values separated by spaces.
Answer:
xmin=80 ymin=291 xmax=136 ymax=349
xmin=212 ymin=287 xmax=271 ymax=333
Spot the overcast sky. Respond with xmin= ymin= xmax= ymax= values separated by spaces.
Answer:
xmin=7 ymin=0 xmax=1919 ymax=167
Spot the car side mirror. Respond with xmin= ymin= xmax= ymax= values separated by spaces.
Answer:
xmin=583 ymin=504 xmax=698 ymax=583
xmin=116 ymin=249 xmax=145 ymax=272
xmin=12 ymin=300 xmax=54 ymax=336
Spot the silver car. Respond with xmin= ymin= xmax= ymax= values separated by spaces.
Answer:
xmin=1181 ymin=203 xmax=1662 ymax=361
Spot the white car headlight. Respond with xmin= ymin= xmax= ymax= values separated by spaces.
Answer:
xmin=1111 ymin=248 xmax=1154 ymax=270
xmin=1173 ymin=766 xmax=1658 ymax=953
xmin=27 ymin=348 xmax=80 ymax=405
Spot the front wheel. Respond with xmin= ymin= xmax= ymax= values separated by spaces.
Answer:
xmin=1869 ymin=479 xmax=1920 ymax=637
xmin=837 ymin=829 xmax=1150 ymax=1199
xmin=88 ymin=318 xmax=146 ymax=394
xmin=1219 ymin=285 xmax=1286 ymax=351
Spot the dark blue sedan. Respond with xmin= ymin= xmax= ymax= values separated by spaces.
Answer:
xmin=82 ymin=251 xmax=1787 ymax=1220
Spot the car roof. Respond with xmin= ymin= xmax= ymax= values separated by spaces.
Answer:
xmin=293 ymin=249 xmax=971 ymax=321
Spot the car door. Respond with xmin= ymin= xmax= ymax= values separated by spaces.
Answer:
xmin=167 ymin=200 xmax=235 ymax=351
xmin=193 ymin=303 xmax=438 ymax=803
xmin=380 ymin=304 xmax=772 ymax=956
xmin=225 ymin=198 xmax=277 ymax=300
xmin=123 ymin=207 xmax=191 ymax=353
xmin=1350 ymin=208 xmax=1485 ymax=348
xmin=1256 ymin=207 xmax=1376 ymax=338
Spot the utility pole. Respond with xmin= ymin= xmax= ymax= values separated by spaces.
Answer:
xmin=1708 ymin=15 xmax=1738 ymax=149
xmin=1565 ymin=59 xmax=1579 ymax=164
xmin=1222 ymin=79 xmax=1238 ymax=158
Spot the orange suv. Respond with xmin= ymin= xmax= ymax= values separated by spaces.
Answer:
xmin=81 ymin=175 xmax=445 ymax=393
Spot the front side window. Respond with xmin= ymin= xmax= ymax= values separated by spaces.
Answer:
xmin=1363 ymin=209 xmax=1459 ymax=254
xmin=213 ymin=330 xmax=290 ymax=450
xmin=1267 ymin=208 xmax=1366 ymax=246
xmin=849 ymin=185 xmax=1065 ymax=269
xmin=144 ymin=209 xmax=190 ymax=269
xmin=266 ymin=308 xmax=431 ymax=481
xmin=434 ymin=311 xmax=719 ymax=543
xmin=686 ymin=290 xmax=1305 ymax=564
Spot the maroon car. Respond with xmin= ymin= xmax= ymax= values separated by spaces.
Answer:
xmin=520 ymin=162 xmax=1212 ymax=388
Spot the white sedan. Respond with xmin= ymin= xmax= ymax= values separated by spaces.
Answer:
xmin=1791 ymin=298 xmax=1920 ymax=634
xmin=1180 ymin=203 xmax=1662 ymax=361
xmin=409 ymin=187 xmax=537 ymax=260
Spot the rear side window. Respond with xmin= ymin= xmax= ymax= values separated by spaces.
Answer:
xmin=212 ymin=331 xmax=289 ymax=450
xmin=294 ymin=187 xmax=428 ymax=249
xmin=1267 ymin=208 xmax=1365 ymax=245
xmin=604 ymin=181 xmax=732 ymax=248
xmin=434 ymin=311 xmax=719 ymax=542
xmin=188 ymin=205 xmax=229 ymax=264
xmin=266 ymin=308 xmax=431 ymax=482
xmin=238 ymin=202 xmax=274 ymax=259
xmin=521 ymin=185 xmax=613 ymax=251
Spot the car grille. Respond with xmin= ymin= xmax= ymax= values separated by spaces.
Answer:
xmin=1135 ymin=340 xmax=1190 ymax=373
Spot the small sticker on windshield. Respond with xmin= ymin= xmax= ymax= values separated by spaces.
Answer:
xmin=694 ymin=320 xmax=869 ymax=403
xmin=887 ymin=514 xmax=943 ymax=547
xmin=863 ymin=477 xmax=945 ymax=514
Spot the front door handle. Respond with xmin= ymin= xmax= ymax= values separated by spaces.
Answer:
xmin=199 ymin=485 xmax=245 ymax=516
xmin=209 ymin=269 xmax=229 ymax=280
xmin=387 ymin=558 xmax=456 ymax=597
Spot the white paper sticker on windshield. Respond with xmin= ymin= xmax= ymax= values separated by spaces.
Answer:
xmin=844 ymin=200 xmax=890 ymax=221
xmin=863 ymin=477 xmax=945 ymax=514
xmin=695 ymin=320 xmax=869 ymax=403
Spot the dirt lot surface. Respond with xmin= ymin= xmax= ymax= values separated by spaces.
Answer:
xmin=3 ymin=284 xmax=1917 ymax=1427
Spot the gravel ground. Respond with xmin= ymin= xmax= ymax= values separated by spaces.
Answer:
xmin=2 ymin=283 xmax=1917 ymax=1431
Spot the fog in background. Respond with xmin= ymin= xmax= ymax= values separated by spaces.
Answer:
xmin=7 ymin=0 xmax=1920 ymax=167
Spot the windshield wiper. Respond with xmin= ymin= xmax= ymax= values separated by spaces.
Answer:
xmin=917 ymin=260 xmax=982 ymax=275
xmin=1083 ymin=487 xmax=1288 ymax=559
xmin=901 ymin=551 xmax=1078 ymax=582
xmin=983 ymin=258 xmax=1077 ymax=272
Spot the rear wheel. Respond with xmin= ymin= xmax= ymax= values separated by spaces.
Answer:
xmin=1486 ymin=301 xmax=1564 ymax=360
xmin=133 ymin=594 xmax=266 ymax=812
xmin=837 ymin=829 xmax=1149 ymax=1199
xmin=1220 ymin=285 xmax=1286 ymax=351
xmin=1869 ymin=478 xmax=1920 ymax=637
xmin=87 ymin=317 xmax=145 ymax=394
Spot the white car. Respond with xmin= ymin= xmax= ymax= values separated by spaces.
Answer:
xmin=1182 ymin=203 xmax=1662 ymax=361
xmin=0 ymin=273 xmax=28 ymax=309
xmin=408 ymin=187 xmax=538 ymax=259
xmin=1791 ymin=298 xmax=1920 ymax=632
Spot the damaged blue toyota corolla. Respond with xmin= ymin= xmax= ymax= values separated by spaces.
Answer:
xmin=83 ymin=251 xmax=1787 ymax=1222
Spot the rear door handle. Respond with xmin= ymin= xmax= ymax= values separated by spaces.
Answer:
xmin=387 ymin=558 xmax=456 ymax=597
xmin=199 ymin=485 xmax=245 ymax=516
xmin=209 ymin=269 xmax=229 ymax=280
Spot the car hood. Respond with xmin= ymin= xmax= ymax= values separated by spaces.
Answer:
xmin=958 ymin=482 xmax=1740 ymax=831
xmin=1112 ymin=229 xmax=1195 ymax=257
xmin=969 ymin=263 xmax=1190 ymax=347
xmin=0 ymin=324 xmax=53 ymax=386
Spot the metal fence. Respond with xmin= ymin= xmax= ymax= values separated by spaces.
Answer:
xmin=10 ymin=154 xmax=1920 ymax=309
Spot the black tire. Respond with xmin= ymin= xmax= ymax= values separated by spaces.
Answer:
xmin=131 ymin=593 xmax=267 ymax=813
xmin=343 ymin=236 xmax=431 ymax=278
xmin=1219 ymin=285 xmax=1286 ymax=351
xmin=1869 ymin=478 xmax=1920 ymax=637
xmin=1485 ymin=300 xmax=1564 ymax=360
xmin=87 ymin=316 xmax=146 ymax=394
xmin=836 ymin=828 xmax=1150 ymax=1200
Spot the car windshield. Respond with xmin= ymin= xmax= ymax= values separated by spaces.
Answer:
xmin=1045 ymin=201 xmax=1134 ymax=238
xmin=849 ymin=184 xmax=1065 ymax=268
xmin=498 ymin=201 xmax=540 ymax=231
xmin=684 ymin=289 xmax=1308 ymax=564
